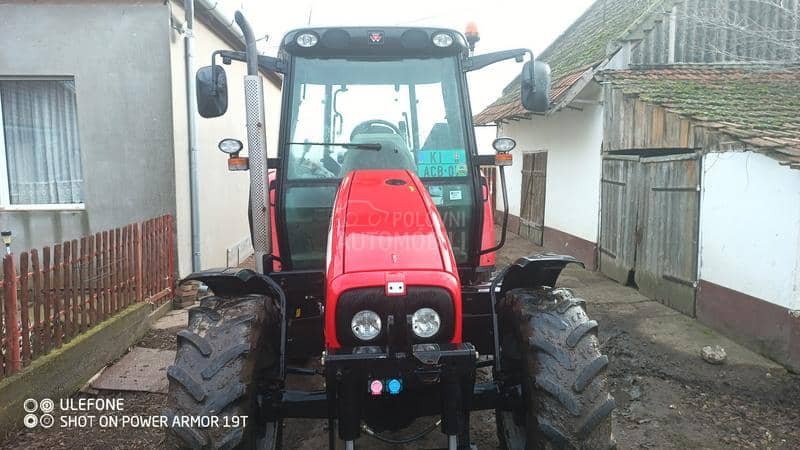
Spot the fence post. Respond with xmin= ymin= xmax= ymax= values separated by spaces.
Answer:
xmin=53 ymin=244 xmax=63 ymax=348
xmin=31 ymin=250 xmax=42 ymax=356
xmin=135 ymin=223 xmax=143 ymax=302
xmin=79 ymin=238 xmax=88 ymax=332
xmin=167 ymin=215 xmax=175 ymax=294
xmin=3 ymin=254 xmax=22 ymax=374
xmin=42 ymin=246 xmax=52 ymax=353
xmin=19 ymin=252 xmax=31 ymax=366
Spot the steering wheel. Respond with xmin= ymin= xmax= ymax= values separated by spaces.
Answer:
xmin=350 ymin=119 xmax=402 ymax=141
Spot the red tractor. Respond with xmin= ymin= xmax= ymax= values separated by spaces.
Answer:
xmin=166 ymin=12 xmax=614 ymax=450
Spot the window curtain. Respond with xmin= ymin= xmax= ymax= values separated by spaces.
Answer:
xmin=1 ymin=80 xmax=84 ymax=204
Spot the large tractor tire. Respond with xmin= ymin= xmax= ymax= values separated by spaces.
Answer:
xmin=165 ymin=294 xmax=282 ymax=449
xmin=495 ymin=287 xmax=615 ymax=449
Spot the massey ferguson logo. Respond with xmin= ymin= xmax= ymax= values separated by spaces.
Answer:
xmin=368 ymin=31 xmax=384 ymax=44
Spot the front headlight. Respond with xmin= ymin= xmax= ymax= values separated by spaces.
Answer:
xmin=351 ymin=310 xmax=381 ymax=341
xmin=411 ymin=308 xmax=441 ymax=338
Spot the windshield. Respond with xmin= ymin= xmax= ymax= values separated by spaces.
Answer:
xmin=286 ymin=57 xmax=468 ymax=180
xmin=281 ymin=56 xmax=475 ymax=268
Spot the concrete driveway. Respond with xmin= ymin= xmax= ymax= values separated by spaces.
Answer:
xmin=499 ymin=229 xmax=799 ymax=449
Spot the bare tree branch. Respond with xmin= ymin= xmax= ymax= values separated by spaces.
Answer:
xmin=679 ymin=0 xmax=800 ymax=63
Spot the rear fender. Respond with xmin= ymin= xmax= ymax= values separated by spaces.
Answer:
xmin=182 ymin=268 xmax=274 ymax=297
xmin=498 ymin=253 xmax=584 ymax=294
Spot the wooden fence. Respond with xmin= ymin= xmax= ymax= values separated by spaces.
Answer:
xmin=0 ymin=215 xmax=174 ymax=378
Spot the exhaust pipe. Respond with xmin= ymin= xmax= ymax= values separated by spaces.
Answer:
xmin=234 ymin=11 xmax=271 ymax=272
xmin=235 ymin=11 xmax=259 ymax=77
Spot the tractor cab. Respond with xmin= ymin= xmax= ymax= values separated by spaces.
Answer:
xmin=278 ymin=27 xmax=478 ymax=272
xmin=196 ymin=24 xmax=551 ymax=282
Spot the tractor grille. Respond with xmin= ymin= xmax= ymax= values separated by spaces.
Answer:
xmin=335 ymin=286 xmax=454 ymax=348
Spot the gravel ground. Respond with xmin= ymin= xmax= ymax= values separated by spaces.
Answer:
xmin=136 ymin=327 xmax=181 ymax=351
xmin=2 ymin=230 xmax=798 ymax=449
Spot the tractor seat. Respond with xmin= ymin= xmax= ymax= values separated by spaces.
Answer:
xmin=340 ymin=133 xmax=416 ymax=175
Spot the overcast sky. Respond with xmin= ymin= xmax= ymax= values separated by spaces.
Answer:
xmin=208 ymin=0 xmax=595 ymax=113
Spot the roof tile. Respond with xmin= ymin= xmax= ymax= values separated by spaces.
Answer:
xmin=602 ymin=67 xmax=800 ymax=165
xmin=473 ymin=65 xmax=593 ymax=124
xmin=475 ymin=0 xmax=664 ymax=123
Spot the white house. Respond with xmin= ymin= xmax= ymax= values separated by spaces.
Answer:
xmin=0 ymin=0 xmax=282 ymax=277
xmin=474 ymin=0 xmax=663 ymax=269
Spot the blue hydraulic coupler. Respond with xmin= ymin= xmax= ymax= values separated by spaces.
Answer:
xmin=387 ymin=379 xmax=402 ymax=395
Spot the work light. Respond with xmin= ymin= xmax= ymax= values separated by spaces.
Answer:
xmin=432 ymin=32 xmax=454 ymax=48
xmin=411 ymin=308 xmax=441 ymax=338
xmin=492 ymin=137 xmax=516 ymax=153
xmin=296 ymin=32 xmax=319 ymax=48
xmin=218 ymin=138 xmax=243 ymax=154
xmin=351 ymin=310 xmax=381 ymax=341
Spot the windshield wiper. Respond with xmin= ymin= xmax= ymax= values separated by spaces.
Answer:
xmin=287 ymin=142 xmax=381 ymax=151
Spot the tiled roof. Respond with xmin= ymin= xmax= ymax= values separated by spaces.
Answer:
xmin=601 ymin=67 xmax=800 ymax=166
xmin=475 ymin=0 xmax=664 ymax=124
xmin=473 ymin=65 xmax=592 ymax=124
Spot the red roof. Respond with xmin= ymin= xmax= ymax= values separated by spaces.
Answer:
xmin=473 ymin=65 xmax=593 ymax=124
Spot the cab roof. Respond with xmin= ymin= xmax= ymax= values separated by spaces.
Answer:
xmin=280 ymin=27 xmax=469 ymax=58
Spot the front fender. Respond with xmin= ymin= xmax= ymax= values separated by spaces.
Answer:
xmin=183 ymin=267 xmax=288 ymax=378
xmin=497 ymin=253 xmax=584 ymax=294
xmin=182 ymin=268 xmax=274 ymax=297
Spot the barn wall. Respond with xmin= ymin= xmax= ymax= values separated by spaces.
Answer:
xmin=697 ymin=151 xmax=800 ymax=371
xmin=698 ymin=151 xmax=800 ymax=309
xmin=631 ymin=0 xmax=800 ymax=65
xmin=603 ymin=91 xmax=698 ymax=152
xmin=498 ymin=96 xmax=603 ymax=265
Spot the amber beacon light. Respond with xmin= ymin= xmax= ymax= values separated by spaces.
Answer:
xmin=464 ymin=22 xmax=480 ymax=52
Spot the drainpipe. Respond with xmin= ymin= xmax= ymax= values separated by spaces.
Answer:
xmin=185 ymin=0 xmax=201 ymax=271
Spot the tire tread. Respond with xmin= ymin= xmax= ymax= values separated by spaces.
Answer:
xmin=165 ymin=294 xmax=279 ymax=449
xmin=495 ymin=287 xmax=615 ymax=450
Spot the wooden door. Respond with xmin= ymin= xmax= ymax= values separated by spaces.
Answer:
xmin=634 ymin=153 xmax=701 ymax=316
xmin=599 ymin=155 xmax=642 ymax=284
xmin=519 ymin=152 xmax=547 ymax=245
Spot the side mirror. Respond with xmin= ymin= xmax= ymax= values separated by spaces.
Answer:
xmin=520 ymin=60 xmax=551 ymax=113
xmin=196 ymin=65 xmax=228 ymax=118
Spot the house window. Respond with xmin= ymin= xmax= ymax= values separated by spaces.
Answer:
xmin=0 ymin=79 xmax=84 ymax=209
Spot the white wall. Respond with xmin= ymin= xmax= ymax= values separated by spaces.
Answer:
xmin=699 ymin=151 xmax=800 ymax=310
xmin=170 ymin=4 xmax=282 ymax=276
xmin=497 ymin=93 xmax=603 ymax=243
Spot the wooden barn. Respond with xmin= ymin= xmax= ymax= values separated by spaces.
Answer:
xmin=599 ymin=67 xmax=800 ymax=371
xmin=475 ymin=0 xmax=800 ymax=371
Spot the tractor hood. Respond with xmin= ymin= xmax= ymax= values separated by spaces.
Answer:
xmin=327 ymin=169 xmax=455 ymax=276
